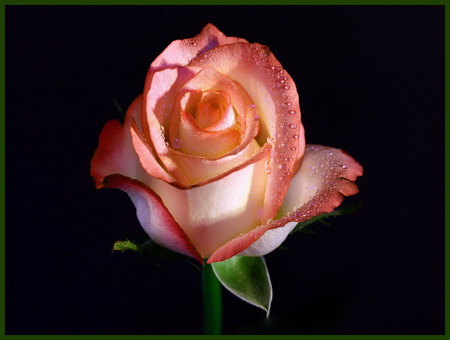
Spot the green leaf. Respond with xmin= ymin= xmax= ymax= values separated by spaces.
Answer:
xmin=290 ymin=203 xmax=363 ymax=235
xmin=212 ymin=256 xmax=272 ymax=317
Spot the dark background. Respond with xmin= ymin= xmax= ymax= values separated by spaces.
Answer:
xmin=6 ymin=5 xmax=444 ymax=335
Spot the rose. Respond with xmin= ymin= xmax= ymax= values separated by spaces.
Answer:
xmin=91 ymin=24 xmax=363 ymax=263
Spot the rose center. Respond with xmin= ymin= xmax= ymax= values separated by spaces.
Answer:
xmin=182 ymin=91 xmax=234 ymax=130
xmin=169 ymin=89 xmax=241 ymax=158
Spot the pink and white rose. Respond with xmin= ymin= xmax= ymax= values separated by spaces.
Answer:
xmin=91 ymin=24 xmax=363 ymax=263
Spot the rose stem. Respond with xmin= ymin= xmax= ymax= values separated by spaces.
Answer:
xmin=201 ymin=263 xmax=222 ymax=335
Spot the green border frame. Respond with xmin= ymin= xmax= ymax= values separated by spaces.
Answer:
xmin=1 ymin=1 xmax=447 ymax=339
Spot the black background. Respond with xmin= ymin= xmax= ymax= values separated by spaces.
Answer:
xmin=6 ymin=5 xmax=444 ymax=335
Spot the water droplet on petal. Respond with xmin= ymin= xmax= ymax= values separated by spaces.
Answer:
xmin=265 ymin=159 xmax=272 ymax=174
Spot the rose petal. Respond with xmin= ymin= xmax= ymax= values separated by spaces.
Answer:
xmin=101 ymin=174 xmax=203 ymax=263
xmin=207 ymin=224 xmax=271 ymax=264
xmin=189 ymin=42 xmax=305 ymax=223
xmin=130 ymin=118 xmax=176 ymax=183
xmin=174 ymin=107 xmax=241 ymax=158
xmin=170 ymin=140 xmax=270 ymax=186
xmin=91 ymin=95 xmax=150 ymax=187
xmin=208 ymin=145 xmax=363 ymax=262
xmin=146 ymin=153 xmax=269 ymax=259
xmin=276 ymin=144 xmax=364 ymax=222
xmin=141 ymin=66 xmax=200 ymax=143
xmin=148 ymin=23 xmax=248 ymax=74
xmin=236 ymin=222 xmax=298 ymax=257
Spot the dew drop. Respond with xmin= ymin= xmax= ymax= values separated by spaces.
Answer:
xmin=341 ymin=164 xmax=349 ymax=169
xmin=284 ymin=85 xmax=290 ymax=90
xmin=293 ymin=135 xmax=299 ymax=139
xmin=290 ymin=147 xmax=297 ymax=151
xmin=265 ymin=159 xmax=272 ymax=174
xmin=286 ymin=102 xmax=293 ymax=106
xmin=285 ymin=158 xmax=294 ymax=162
xmin=172 ymin=138 xmax=182 ymax=149
xmin=288 ymin=110 xmax=296 ymax=115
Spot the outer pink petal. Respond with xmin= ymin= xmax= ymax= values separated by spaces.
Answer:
xmin=91 ymin=95 xmax=150 ymax=187
xmin=189 ymin=42 xmax=305 ymax=223
xmin=148 ymin=23 xmax=248 ymax=74
xmin=208 ymin=144 xmax=363 ymax=262
xmin=275 ymin=144 xmax=364 ymax=223
xmin=101 ymin=174 xmax=203 ymax=263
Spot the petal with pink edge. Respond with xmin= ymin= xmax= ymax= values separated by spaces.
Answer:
xmin=101 ymin=174 xmax=203 ymax=263
xmin=91 ymin=96 xmax=147 ymax=187
xmin=208 ymin=145 xmax=363 ymax=262
xmin=148 ymin=23 xmax=248 ymax=74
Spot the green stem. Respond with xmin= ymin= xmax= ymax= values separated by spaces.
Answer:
xmin=201 ymin=263 xmax=222 ymax=335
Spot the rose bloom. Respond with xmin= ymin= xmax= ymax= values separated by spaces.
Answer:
xmin=91 ymin=24 xmax=363 ymax=264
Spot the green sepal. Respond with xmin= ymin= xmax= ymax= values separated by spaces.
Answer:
xmin=113 ymin=239 xmax=192 ymax=261
xmin=290 ymin=203 xmax=363 ymax=235
xmin=212 ymin=256 xmax=272 ymax=317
